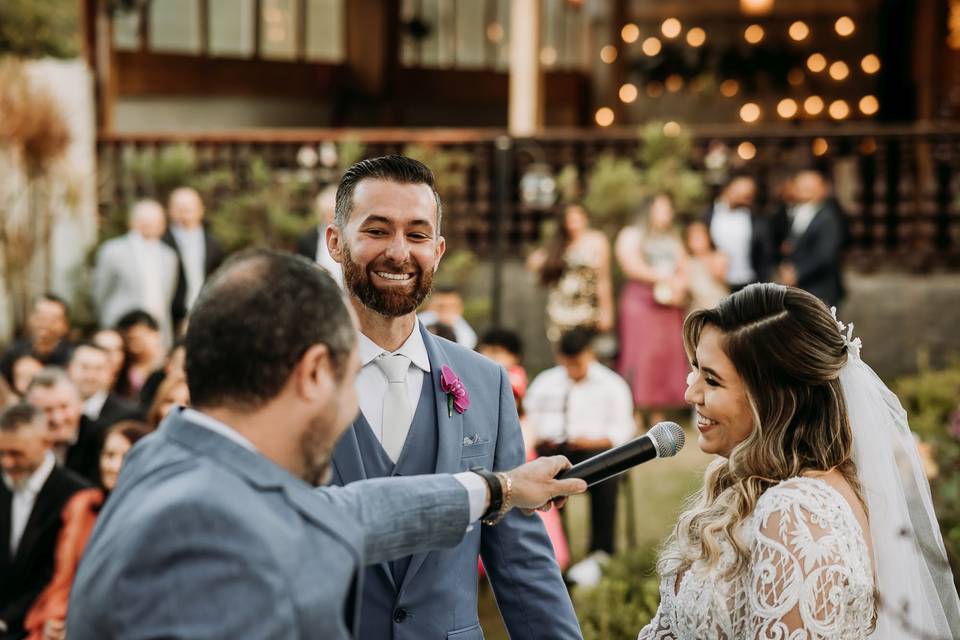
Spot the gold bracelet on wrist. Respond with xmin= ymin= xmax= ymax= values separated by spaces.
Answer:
xmin=482 ymin=472 xmax=513 ymax=526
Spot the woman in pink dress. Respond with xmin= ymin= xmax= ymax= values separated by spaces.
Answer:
xmin=615 ymin=194 xmax=689 ymax=427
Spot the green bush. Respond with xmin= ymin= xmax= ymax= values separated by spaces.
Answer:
xmin=573 ymin=547 xmax=662 ymax=640
xmin=0 ymin=0 xmax=79 ymax=58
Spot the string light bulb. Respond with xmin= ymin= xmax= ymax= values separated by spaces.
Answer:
xmin=789 ymin=21 xmax=810 ymax=41
xmin=835 ymin=16 xmax=855 ymax=37
xmin=621 ymin=23 xmax=640 ymax=43
xmin=744 ymin=24 xmax=765 ymax=44
xmin=686 ymin=27 xmax=706 ymax=47
xmin=740 ymin=102 xmax=761 ymax=123
xmin=595 ymin=107 xmax=615 ymax=127
xmin=662 ymin=18 xmax=682 ymax=39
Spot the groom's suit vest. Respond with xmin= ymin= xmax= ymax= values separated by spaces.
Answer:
xmin=352 ymin=376 xmax=438 ymax=583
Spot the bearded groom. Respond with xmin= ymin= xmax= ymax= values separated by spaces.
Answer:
xmin=327 ymin=156 xmax=582 ymax=639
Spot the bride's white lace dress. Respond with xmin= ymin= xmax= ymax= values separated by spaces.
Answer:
xmin=639 ymin=477 xmax=876 ymax=640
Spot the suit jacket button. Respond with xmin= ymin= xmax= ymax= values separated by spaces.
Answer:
xmin=393 ymin=608 xmax=408 ymax=623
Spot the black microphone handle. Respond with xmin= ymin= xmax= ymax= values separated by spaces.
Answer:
xmin=555 ymin=435 xmax=658 ymax=487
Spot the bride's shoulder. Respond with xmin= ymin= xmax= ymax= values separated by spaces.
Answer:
xmin=752 ymin=473 xmax=865 ymax=534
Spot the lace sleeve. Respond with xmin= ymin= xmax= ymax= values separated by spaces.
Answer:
xmin=638 ymin=580 xmax=677 ymax=640
xmin=748 ymin=481 xmax=867 ymax=639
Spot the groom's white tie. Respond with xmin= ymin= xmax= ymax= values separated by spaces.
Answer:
xmin=375 ymin=353 xmax=412 ymax=461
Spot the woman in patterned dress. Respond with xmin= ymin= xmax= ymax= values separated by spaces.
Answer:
xmin=527 ymin=203 xmax=614 ymax=343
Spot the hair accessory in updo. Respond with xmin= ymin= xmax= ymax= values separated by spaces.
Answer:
xmin=830 ymin=306 xmax=862 ymax=359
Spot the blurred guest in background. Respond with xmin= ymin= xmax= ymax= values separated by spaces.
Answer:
xmin=527 ymin=203 xmax=614 ymax=343
xmin=164 ymin=187 xmax=224 ymax=330
xmin=90 ymin=330 xmax=125 ymax=391
xmin=0 ymin=403 xmax=88 ymax=640
xmin=146 ymin=372 xmax=189 ymax=428
xmin=477 ymin=328 xmax=527 ymax=399
xmin=684 ymin=221 xmax=729 ymax=312
xmin=66 ymin=343 xmax=142 ymax=434
xmin=703 ymin=173 xmax=772 ymax=290
xmin=295 ymin=185 xmax=343 ymax=288
xmin=113 ymin=311 xmax=165 ymax=401
xmin=92 ymin=200 xmax=179 ymax=348
xmin=525 ymin=328 xmax=635 ymax=586
xmin=419 ymin=286 xmax=477 ymax=349
xmin=25 ymin=369 xmax=101 ymax=484
xmin=7 ymin=354 xmax=42 ymax=399
xmin=615 ymin=194 xmax=689 ymax=426
xmin=0 ymin=295 xmax=74 ymax=386
xmin=774 ymin=168 xmax=846 ymax=308
xmin=23 ymin=420 xmax=151 ymax=640
xmin=138 ymin=340 xmax=185 ymax=411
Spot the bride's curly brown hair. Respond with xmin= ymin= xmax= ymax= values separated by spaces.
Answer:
xmin=658 ymin=283 xmax=863 ymax=579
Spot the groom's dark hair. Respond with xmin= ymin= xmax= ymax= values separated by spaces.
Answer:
xmin=185 ymin=249 xmax=355 ymax=411
xmin=334 ymin=155 xmax=442 ymax=234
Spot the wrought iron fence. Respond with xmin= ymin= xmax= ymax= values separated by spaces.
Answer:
xmin=97 ymin=123 xmax=960 ymax=271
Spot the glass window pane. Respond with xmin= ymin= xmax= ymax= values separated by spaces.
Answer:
xmin=418 ymin=0 xmax=441 ymax=67
xmin=400 ymin=0 xmax=419 ymax=66
xmin=305 ymin=0 xmax=344 ymax=62
xmin=454 ymin=0 xmax=486 ymax=68
xmin=113 ymin=8 xmax=141 ymax=50
xmin=261 ymin=0 xmax=298 ymax=60
xmin=150 ymin=0 xmax=201 ymax=54
xmin=209 ymin=0 xmax=255 ymax=57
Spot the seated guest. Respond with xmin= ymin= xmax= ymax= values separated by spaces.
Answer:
xmin=25 ymin=369 xmax=101 ymax=484
xmin=24 ymin=421 xmax=151 ymax=640
xmin=0 ymin=295 xmax=73 ymax=383
xmin=6 ymin=354 xmax=42 ymax=399
xmin=418 ymin=286 xmax=478 ymax=349
xmin=476 ymin=328 xmax=528 ymax=399
xmin=0 ymin=403 xmax=88 ymax=640
xmin=90 ymin=330 xmax=125 ymax=392
xmin=524 ymin=328 xmax=636 ymax=586
xmin=67 ymin=343 xmax=142 ymax=433
xmin=114 ymin=311 xmax=165 ymax=401
xmin=138 ymin=340 xmax=185 ymax=412
xmin=146 ymin=372 xmax=189 ymax=428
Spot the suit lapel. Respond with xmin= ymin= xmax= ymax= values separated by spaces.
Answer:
xmin=0 ymin=484 xmax=11 ymax=567
xmin=331 ymin=414 xmax=400 ymax=591
xmin=331 ymin=415 xmax=368 ymax=487
xmin=398 ymin=326 xmax=466 ymax=594
xmin=14 ymin=469 xmax=63 ymax=570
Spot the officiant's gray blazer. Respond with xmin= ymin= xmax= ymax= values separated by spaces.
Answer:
xmin=66 ymin=409 xmax=470 ymax=639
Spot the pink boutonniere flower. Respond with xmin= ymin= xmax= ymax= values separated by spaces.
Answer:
xmin=440 ymin=365 xmax=470 ymax=417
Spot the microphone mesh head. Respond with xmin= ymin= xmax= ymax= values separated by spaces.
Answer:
xmin=649 ymin=421 xmax=685 ymax=458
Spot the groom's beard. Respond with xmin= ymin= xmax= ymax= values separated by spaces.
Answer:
xmin=341 ymin=245 xmax=434 ymax=317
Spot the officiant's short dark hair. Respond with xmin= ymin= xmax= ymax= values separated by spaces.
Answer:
xmin=185 ymin=249 xmax=355 ymax=410
xmin=335 ymin=155 xmax=442 ymax=233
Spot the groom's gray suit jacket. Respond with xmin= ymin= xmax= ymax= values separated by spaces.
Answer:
xmin=66 ymin=409 xmax=470 ymax=639
xmin=330 ymin=325 xmax=582 ymax=639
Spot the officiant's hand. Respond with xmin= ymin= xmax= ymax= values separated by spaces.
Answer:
xmin=506 ymin=455 xmax=586 ymax=515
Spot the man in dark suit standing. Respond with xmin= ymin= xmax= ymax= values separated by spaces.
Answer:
xmin=296 ymin=185 xmax=343 ymax=288
xmin=703 ymin=173 xmax=773 ymax=291
xmin=24 ymin=369 xmax=102 ymax=485
xmin=164 ymin=187 xmax=225 ymax=330
xmin=0 ymin=403 xmax=88 ymax=640
xmin=67 ymin=343 xmax=142 ymax=432
xmin=775 ymin=168 xmax=846 ymax=308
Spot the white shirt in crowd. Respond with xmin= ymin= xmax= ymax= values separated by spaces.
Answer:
xmin=170 ymin=224 xmax=207 ymax=308
xmin=4 ymin=450 xmax=55 ymax=558
xmin=129 ymin=231 xmax=168 ymax=324
xmin=709 ymin=201 xmax=755 ymax=286
xmin=524 ymin=361 xmax=635 ymax=448
xmin=83 ymin=390 xmax=109 ymax=421
xmin=315 ymin=225 xmax=345 ymax=290
xmin=417 ymin=311 xmax=478 ymax=349
xmin=789 ymin=202 xmax=821 ymax=238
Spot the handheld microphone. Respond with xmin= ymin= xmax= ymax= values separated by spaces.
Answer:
xmin=556 ymin=421 xmax=685 ymax=487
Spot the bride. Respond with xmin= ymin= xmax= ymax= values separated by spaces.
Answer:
xmin=639 ymin=283 xmax=960 ymax=639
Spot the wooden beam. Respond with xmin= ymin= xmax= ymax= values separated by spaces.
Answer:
xmin=114 ymin=51 xmax=340 ymax=98
xmin=508 ymin=0 xmax=543 ymax=136
xmin=343 ymin=0 xmax=397 ymax=96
